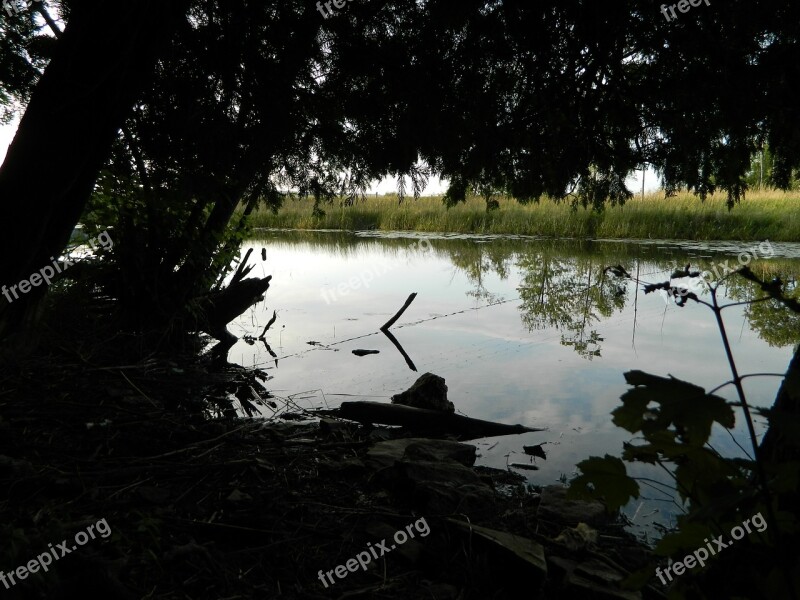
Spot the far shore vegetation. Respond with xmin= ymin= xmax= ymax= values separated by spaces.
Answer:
xmin=246 ymin=189 xmax=800 ymax=241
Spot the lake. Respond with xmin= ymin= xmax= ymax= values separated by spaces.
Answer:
xmin=221 ymin=230 xmax=800 ymax=541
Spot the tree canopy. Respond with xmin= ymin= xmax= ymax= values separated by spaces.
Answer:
xmin=1 ymin=0 xmax=799 ymax=338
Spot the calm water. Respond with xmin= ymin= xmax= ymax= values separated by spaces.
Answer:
xmin=222 ymin=230 xmax=800 ymax=540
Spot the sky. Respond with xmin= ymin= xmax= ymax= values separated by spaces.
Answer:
xmin=0 ymin=118 xmax=661 ymax=195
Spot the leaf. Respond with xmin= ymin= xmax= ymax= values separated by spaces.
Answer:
xmin=604 ymin=264 xmax=630 ymax=278
xmin=643 ymin=281 xmax=671 ymax=294
xmin=655 ymin=522 xmax=713 ymax=557
xmin=568 ymin=455 xmax=639 ymax=512
xmin=622 ymin=564 xmax=660 ymax=591
xmin=616 ymin=371 xmax=735 ymax=446
xmin=523 ymin=443 xmax=547 ymax=460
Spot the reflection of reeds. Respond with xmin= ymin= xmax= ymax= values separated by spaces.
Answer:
xmin=245 ymin=190 xmax=800 ymax=241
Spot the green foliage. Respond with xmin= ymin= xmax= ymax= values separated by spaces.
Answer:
xmin=0 ymin=2 xmax=56 ymax=121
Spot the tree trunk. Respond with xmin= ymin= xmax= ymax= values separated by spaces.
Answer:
xmin=0 ymin=0 xmax=190 ymax=343
xmin=759 ymin=344 xmax=800 ymax=464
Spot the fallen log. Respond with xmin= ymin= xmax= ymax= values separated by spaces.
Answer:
xmin=330 ymin=401 xmax=544 ymax=440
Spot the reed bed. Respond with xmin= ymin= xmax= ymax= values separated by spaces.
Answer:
xmin=246 ymin=190 xmax=800 ymax=241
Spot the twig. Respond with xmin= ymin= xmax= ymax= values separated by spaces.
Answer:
xmin=380 ymin=293 xmax=417 ymax=331
xmin=258 ymin=310 xmax=277 ymax=339
xmin=129 ymin=423 xmax=255 ymax=462
xmin=709 ymin=287 xmax=779 ymax=544
xmin=119 ymin=371 xmax=159 ymax=408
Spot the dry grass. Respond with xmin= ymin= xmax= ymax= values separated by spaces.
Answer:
xmin=247 ymin=189 xmax=800 ymax=241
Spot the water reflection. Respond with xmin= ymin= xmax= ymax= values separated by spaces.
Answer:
xmin=428 ymin=235 xmax=799 ymax=360
xmin=224 ymin=230 xmax=800 ymax=539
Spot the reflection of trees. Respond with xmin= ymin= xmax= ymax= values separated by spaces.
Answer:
xmin=516 ymin=252 xmax=626 ymax=359
xmin=720 ymin=263 xmax=800 ymax=347
xmin=444 ymin=241 xmax=800 ymax=359
xmin=256 ymin=232 xmax=800 ymax=356
xmin=447 ymin=242 xmax=511 ymax=304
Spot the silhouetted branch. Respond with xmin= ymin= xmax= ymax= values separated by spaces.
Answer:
xmin=380 ymin=292 xmax=417 ymax=331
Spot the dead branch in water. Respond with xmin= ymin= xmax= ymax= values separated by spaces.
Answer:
xmin=258 ymin=310 xmax=277 ymax=339
xmin=331 ymin=401 xmax=544 ymax=440
xmin=382 ymin=328 xmax=417 ymax=371
xmin=380 ymin=292 xmax=417 ymax=331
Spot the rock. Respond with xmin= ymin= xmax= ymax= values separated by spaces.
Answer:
xmin=319 ymin=418 xmax=357 ymax=438
xmin=319 ymin=456 xmax=365 ymax=475
xmin=365 ymin=438 xmax=476 ymax=470
xmin=553 ymin=522 xmax=598 ymax=551
xmin=398 ymin=460 xmax=485 ymax=488
xmin=397 ymin=460 xmax=495 ymax=515
xmin=404 ymin=439 xmax=476 ymax=467
xmin=365 ymin=438 xmax=492 ymax=515
xmin=537 ymin=484 xmax=609 ymax=527
xmin=547 ymin=556 xmax=641 ymax=600
xmin=391 ymin=372 xmax=454 ymax=413
xmin=547 ymin=556 xmax=578 ymax=580
xmin=447 ymin=520 xmax=548 ymax=593
xmin=365 ymin=438 xmax=418 ymax=470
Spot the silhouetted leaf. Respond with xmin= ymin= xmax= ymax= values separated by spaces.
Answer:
xmin=569 ymin=455 xmax=639 ymax=512
xmin=643 ymin=281 xmax=670 ymax=294
xmin=523 ymin=443 xmax=547 ymax=460
xmin=615 ymin=371 xmax=735 ymax=446
xmin=604 ymin=265 xmax=630 ymax=278
xmin=655 ymin=522 xmax=714 ymax=557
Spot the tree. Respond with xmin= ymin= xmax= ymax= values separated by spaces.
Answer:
xmin=0 ymin=0 xmax=190 ymax=343
xmin=3 ymin=0 xmax=800 ymax=345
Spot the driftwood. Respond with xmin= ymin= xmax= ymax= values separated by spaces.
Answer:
xmin=332 ymin=401 xmax=544 ymax=440
xmin=380 ymin=292 xmax=417 ymax=331
xmin=230 ymin=248 xmax=255 ymax=286
xmin=202 ymin=275 xmax=272 ymax=343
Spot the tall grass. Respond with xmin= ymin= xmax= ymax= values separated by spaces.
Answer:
xmin=246 ymin=190 xmax=800 ymax=241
